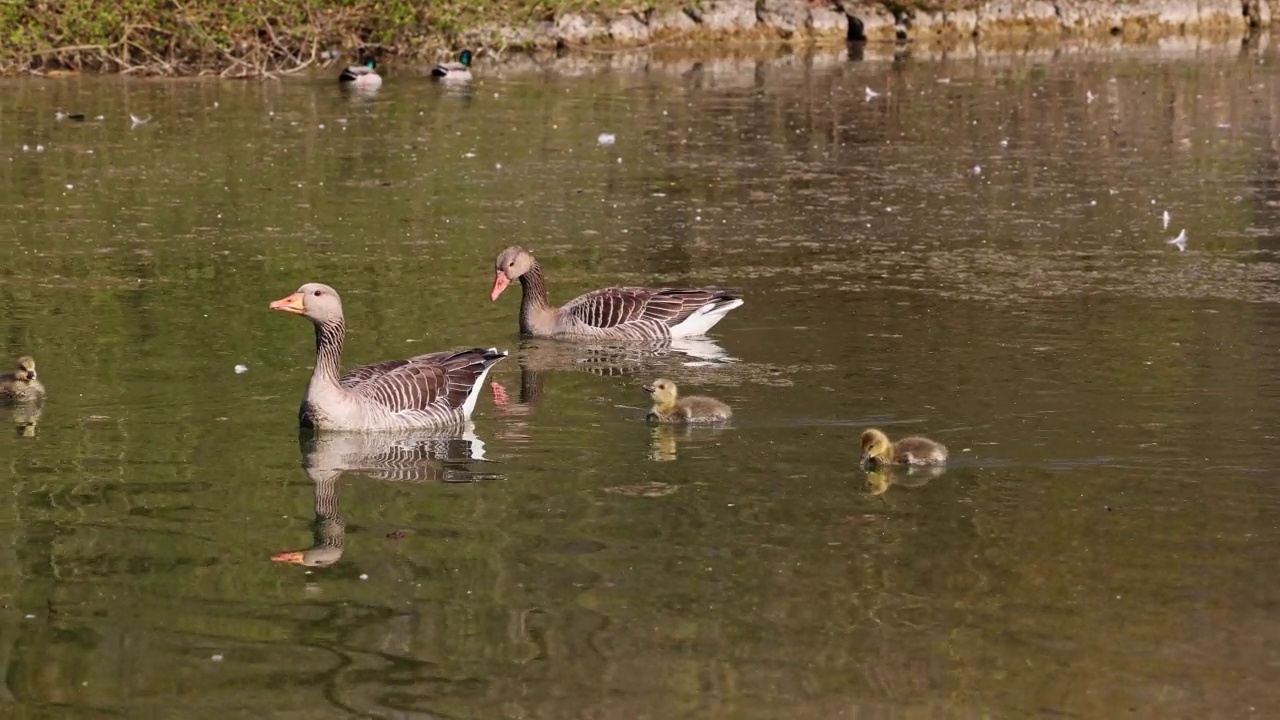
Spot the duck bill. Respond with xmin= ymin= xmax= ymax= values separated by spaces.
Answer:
xmin=269 ymin=292 xmax=306 ymax=314
xmin=271 ymin=550 xmax=307 ymax=564
xmin=490 ymin=272 xmax=511 ymax=301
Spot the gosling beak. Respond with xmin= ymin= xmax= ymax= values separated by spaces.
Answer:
xmin=490 ymin=272 xmax=510 ymax=302
xmin=269 ymin=292 xmax=306 ymax=314
xmin=271 ymin=551 xmax=306 ymax=564
xmin=26 ymin=371 xmax=36 ymax=380
xmin=641 ymin=384 xmax=655 ymax=394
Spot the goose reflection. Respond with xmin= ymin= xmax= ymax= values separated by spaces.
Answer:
xmin=271 ymin=425 xmax=494 ymax=568
xmin=864 ymin=466 xmax=947 ymax=497
xmin=491 ymin=336 xmax=737 ymax=421
xmin=648 ymin=423 xmax=729 ymax=462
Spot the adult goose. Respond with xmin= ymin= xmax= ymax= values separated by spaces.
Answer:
xmin=270 ymin=283 xmax=508 ymax=432
xmin=489 ymin=246 xmax=744 ymax=340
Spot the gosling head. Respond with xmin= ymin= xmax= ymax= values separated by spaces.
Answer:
xmin=14 ymin=356 xmax=36 ymax=381
xmin=642 ymin=378 xmax=679 ymax=407
xmin=860 ymin=428 xmax=892 ymax=465
xmin=491 ymin=246 xmax=536 ymax=301
xmin=270 ymin=283 xmax=344 ymax=325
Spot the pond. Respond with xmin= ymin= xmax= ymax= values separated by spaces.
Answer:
xmin=2 ymin=37 xmax=1280 ymax=717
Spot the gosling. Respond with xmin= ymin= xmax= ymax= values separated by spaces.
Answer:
xmin=860 ymin=428 xmax=947 ymax=467
xmin=0 ymin=356 xmax=45 ymax=403
xmin=643 ymin=378 xmax=732 ymax=424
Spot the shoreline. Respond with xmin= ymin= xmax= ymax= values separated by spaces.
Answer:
xmin=6 ymin=0 xmax=1276 ymax=77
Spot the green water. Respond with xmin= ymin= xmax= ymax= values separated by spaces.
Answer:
xmin=2 ymin=41 xmax=1280 ymax=718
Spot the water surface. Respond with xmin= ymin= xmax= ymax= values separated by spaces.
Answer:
xmin=2 ymin=39 xmax=1280 ymax=718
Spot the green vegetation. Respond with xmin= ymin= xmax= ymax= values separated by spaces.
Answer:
xmin=0 ymin=0 xmax=668 ymax=76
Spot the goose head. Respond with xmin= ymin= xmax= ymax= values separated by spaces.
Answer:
xmin=270 ymin=283 xmax=344 ymax=324
xmin=642 ymin=378 xmax=679 ymax=408
xmin=860 ymin=428 xmax=892 ymax=465
xmin=491 ymin=246 xmax=536 ymax=301
xmin=14 ymin=356 xmax=36 ymax=381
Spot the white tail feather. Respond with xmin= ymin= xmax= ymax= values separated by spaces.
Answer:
xmin=669 ymin=299 xmax=744 ymax=338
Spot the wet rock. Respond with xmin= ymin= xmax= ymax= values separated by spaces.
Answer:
xmin=692 ymin=0 xmax=759 ymax=34
xmin=978 ymin=0 xmax=1059 ymax=34
xmin=837 ymin=1 xmax=898 ymax=41
xmin=808 ymin=4 xmax=849 ymax=38
xmin=555 ymin=13 xmax=609 ymax=45
xmin=759 ymin=0 xmax=810 ymax=37
xmin=609 ymin=14 xmax=650 ymax=44
xmin=649 ymin=8 xmax=699 ymax=39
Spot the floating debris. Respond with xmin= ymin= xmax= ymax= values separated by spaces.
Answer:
xmin=55 ymin=111 xmax=85 ymax=121
xmin=130 ymin=114 xmax=151 ymax=127
xmin=234 ymin=364 xmax=249 ymax=374
xmin=211 ymin=654 xmax=224 ymax=662
xmin=597 ymin=132 xmax=616 ymax=145
xmin=1086 ymin=90 xmax=1098 ymax=104
xmin=865 ymin=86 xmax=881 ymax=101
xmin=1167 ymin=228 xmax=1187 ymax=252
xmin=1161 ymin=209 xmax=1170 ymax=230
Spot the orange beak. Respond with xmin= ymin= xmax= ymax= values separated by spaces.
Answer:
xmin=269 ymin=292 xmax=306 ymax=314
xmin=490 ymin=272 xmax=510 ymax=302
xmin=271 ymin=550 xmax=306 ymax=563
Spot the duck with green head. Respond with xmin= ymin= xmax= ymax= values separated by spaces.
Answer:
xmin=432 ymin=49 xmax=473 ymax=82
xmin=339 ymin=57 xmax=382 ymax=88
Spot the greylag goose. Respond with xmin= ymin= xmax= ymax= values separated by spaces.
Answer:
xmin=0 ymin=356 xmax=45 ymax=403
xmin=490 ymin=246 xmax=744 ymax=340
xmin=643 ymin=378 xmax=732 ymax=424
xmin=860 ymin=428 xmax=948 ymax=467
xmin=270 ymin=283 xmax=508 ymax=431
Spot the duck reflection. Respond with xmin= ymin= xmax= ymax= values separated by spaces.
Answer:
xmin=491 ymin=336 xmax=737 ymax=420
xmin=271 ymin=425 xmax=494 ymax=568
xmin=863 ymin=466 xmax=947 ymax=497
xmin=4 ymin=402 xmax=42 ymax=438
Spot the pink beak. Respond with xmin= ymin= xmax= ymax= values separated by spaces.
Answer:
xmin=490 ymin=272 xmax=510 ymax=302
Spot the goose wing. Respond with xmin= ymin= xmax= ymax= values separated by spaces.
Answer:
xmin=342 ymin=348 xmax=506 ymax=412
xmin=559 ymin=287 xmax=738 ymax=330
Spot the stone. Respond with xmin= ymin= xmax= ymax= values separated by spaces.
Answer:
xmin=808 ymin=4 xmax=849 ymax=38
xmin=759 ymin=0 xmax=811 ymax=38
xmin=554 ymin=13 xmax=609 ymax=45
xmin=836 ymin=0 xmax=898 ymax=41
xmin=648 ymin=8 xmax=699 ymax=39
xmin=695 ymin=0 xmax=759 ymax=34
xmin=608 ymin=14 xmax=650 ymax=44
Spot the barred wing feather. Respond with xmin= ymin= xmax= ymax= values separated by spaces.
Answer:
xmin=342 ymin=349 xmax=506 ymax=414
xmin=561 ymin=287 xmax=735 ymax=330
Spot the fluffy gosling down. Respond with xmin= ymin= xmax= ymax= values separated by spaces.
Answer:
xmin=860 ymin=428 xmax=947 ymax=467
xmin=0 ymin=356 xmax=45 ymax=403
xmin=644 ymin=379 xmax=732 ymax=424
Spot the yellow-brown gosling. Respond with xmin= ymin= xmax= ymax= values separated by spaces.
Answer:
xmin=643 ymin=378 xmax=732 ymax=424
xmin=860 ymin=428 xmax=947 ymax=467
xmin=0 ymin=356 xmax=45 ymax=403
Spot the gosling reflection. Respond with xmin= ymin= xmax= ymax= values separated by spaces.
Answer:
xmin=491 ymin=337 xmax=737 ymax=420
xmin=5 ymin=402 xmax=43 ymax=438
xmin=648 ymin=423 xmax=729 ymax=462
xmin=272 ymin=426 xmax=494 ymax=568
xmin=863 ymin=466 xmax=947 ymax=497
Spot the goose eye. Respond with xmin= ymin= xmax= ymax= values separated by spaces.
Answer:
xmin=507 ymin=261 xmax=515 ymax=267
xmin=313 ymin=290 xmax=322 ymax=297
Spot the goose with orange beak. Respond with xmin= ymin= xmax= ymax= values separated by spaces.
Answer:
xmin=270 ymin=282 xmax=508 ymax=431
xmin=489 ymin=246 xmax=743 ymax=340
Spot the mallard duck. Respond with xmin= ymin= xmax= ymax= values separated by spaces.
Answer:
xmin=0 ymin=356 xmax=45 ymax=403
xmin=339 ymin=58 xmax=382 ymax=88
xmin=643 ymin=378 xmax=732 ymax=424
xmin=490 ymin=246 xmax=743 ymax=340
xmin=431 ymin=49 xmax=472 ymax=81
xmin=270 ymin=283 xmax=507 ymax=431
xmin=860 ymin=428 xmax=948 ymax=467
